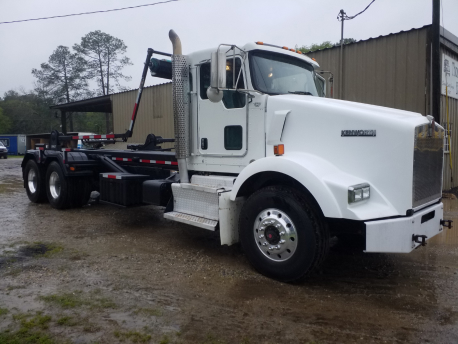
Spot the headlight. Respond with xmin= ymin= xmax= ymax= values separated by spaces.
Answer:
xmin=348 ymin=183 xmax=370 ymax=203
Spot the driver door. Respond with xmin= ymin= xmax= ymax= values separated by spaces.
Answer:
xmin=197 ymin=57 xmax=247 ymax=157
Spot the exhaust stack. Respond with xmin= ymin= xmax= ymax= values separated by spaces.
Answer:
xmin=169 ymin=30 xmax=189 ymax=183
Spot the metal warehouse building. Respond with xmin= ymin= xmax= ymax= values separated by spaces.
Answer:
xmin=306 ymin=25 xmax=458 ymax=190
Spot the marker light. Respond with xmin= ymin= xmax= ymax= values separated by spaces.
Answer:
xmin=274 ymin=144 xmax=284 ymax=156
xmin=256 ymin=41 xmax=264 ymax=45
xmin=348 ymin=183 xmax=370 ymax=203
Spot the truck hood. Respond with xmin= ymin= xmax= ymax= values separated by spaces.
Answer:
xmin=265 ymin=95 xmax=436 ymax=218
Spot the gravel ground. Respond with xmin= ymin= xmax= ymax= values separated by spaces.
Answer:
xmin=0 ymin=157 xmax=458 ymax=344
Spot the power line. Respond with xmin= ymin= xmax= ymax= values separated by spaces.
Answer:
xmin=0 ymin=0 xmax=178 ymax=25
xmin=337 ymin=0 xmax=376 ymax=21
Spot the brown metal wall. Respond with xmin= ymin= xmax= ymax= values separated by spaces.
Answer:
xmin=307 ymin=27 xmax=429 ymax=115
xmin=440 ymin=45 xmax=458 ymax=190
xmin=111 ymin=83 xmax=174 ymax=149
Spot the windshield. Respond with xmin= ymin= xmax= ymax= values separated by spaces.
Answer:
xmin=0 ymin=142 xmax=4 ymax=147
xmin=249 ymin=50 xmax=319 ymax=96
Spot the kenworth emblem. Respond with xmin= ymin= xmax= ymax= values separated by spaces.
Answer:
xmin=341 ymin=130 xmax=376 ymax=137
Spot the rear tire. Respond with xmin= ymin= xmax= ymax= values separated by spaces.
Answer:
xmin=239 ymin=186 xmax=329 ymax=282
xmin=46 ymin=161 xmax=92 ymax=209
xmin=46 ymin=161 xmax=70 ymax=209
xmin=24 ymin=160 xmax=47 ymax=203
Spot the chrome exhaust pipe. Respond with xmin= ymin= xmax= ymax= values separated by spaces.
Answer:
xmin=169 ymin=29 xmax=189 ymax=183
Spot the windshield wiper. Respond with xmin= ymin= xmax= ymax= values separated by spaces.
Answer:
xmin=288 ymin=91 xmax=313 ymax=95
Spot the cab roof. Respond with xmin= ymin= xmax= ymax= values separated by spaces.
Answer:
xmin=187 ymin=42 xmax=320 ymax=68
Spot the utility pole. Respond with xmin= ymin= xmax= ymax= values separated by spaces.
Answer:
xmin=432 ymin=0 xmax=441 ymax=123
xmin=338 ymin=10 xmax=345 ymax=100
xmin=337 ymin=0 xmax=376 ymax=100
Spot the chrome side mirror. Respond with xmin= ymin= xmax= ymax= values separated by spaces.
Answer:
xmin=207 ymin=51 xmax=226 ymax=103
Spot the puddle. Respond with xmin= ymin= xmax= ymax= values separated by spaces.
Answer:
xmin=0 ymin=178 xmax=23 ymax=194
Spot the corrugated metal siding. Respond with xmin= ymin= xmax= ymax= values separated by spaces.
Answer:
xmin=440 ymin=47 xmax=458 ymax=190
xmin=307 ymin=27 xmax=428 ymax=115
xmin=111 ymin=83 xmax=174 ymax=149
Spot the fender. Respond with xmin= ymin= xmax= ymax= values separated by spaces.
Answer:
xmin=230 ymin=152 xmax=396 ymax=220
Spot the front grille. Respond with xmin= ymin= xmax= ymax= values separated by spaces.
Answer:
xmin=412 ymin=123 xmax=444 ymax=208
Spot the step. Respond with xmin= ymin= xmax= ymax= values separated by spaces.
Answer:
xmin=164 ymin=211 xmax=218 ymax=231
xmin=171 ymin=183 xmax=219 ymax=220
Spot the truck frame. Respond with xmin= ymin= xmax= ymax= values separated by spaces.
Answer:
xmin=21 ymin=30 xmax=452 ymax=282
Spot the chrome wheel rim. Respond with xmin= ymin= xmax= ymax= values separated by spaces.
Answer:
xmin=27 ymin=169 xmax=37 ymax=194
xmin=49 ymin=171 xmax=61 ymax=199
xmin=253 ymin=208 xmax=298 ymax=262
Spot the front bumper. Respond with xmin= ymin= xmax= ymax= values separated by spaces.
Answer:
xmin=0 ymin=151 xmax=7 ymax=157
xmin=365 ymin=202 xmax=444 ymax=253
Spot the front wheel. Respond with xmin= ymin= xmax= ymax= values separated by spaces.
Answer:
xmin=239 ymin=186 xmax=329 ymax=282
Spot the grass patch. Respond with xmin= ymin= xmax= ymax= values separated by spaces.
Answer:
xmin=40 ymin=290 xmax=116 ymax=309
xmin=114 ymin=330 xmax=152 ymax=343
xmin=201 ymin=334 xmax=227 ymax=344
xmin=7 ymin=285 xmax=26 ymax=291
xmin=0 ymin=307 xmax=8 ymax=316
xmin=20 ymin=242 xmax=63 ymax=258
xmin=134 ymin=307 xmax=162 ymax=317
xmin=21 ymin=313 xmax=52 ymax=330
xmin=0 ymin=312 xmax=55 ymax=344
xmin=56 ymin=316 xmax=79 ymax=327
xmin=159 ymin=335 xmax=170 ymax=344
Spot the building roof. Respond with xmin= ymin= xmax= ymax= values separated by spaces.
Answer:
xmin=50 ymin=94 xmax=111 ymax=113
xmin=49 ymin=82 xmax=172 ymax=113
xmin=305 ymin=24 xmax=458 ymax=54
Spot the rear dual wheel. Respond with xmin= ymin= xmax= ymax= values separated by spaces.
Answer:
xmin=239 ymin=186 xmax=329 ymax=282
xmin=46 ymin=161 xmax=91 ymax=209
xmin=24 ymin=160 xmax=47 ymax=203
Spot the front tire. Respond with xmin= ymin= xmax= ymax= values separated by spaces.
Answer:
xmin=24 ymin=160 xmax=47 ymax=203
xmin=239 ymin=186 xmax=329 ymax=282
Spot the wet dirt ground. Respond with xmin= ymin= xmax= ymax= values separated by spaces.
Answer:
xmin=0 ymin=158 xmax=458 ymax=344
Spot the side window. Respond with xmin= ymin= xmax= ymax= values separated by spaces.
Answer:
xmin=224 ymin=58 xmax=246 ymax=109
xmin=199 ymin=58 xmax=246 ymax=108
xmin=224 ymin=125 xmax=243 ymax=150
xmin=199 ymin=63 xmax=210 ymax=100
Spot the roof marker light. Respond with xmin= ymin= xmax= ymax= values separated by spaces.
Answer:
xmin=282 ymin=46 xmax=288 ymax=50
xmin=256 ymin=41 xmax=264 ymax=45
xmin=290 ymin=48 xmax=296 ymax=52
xmin=297 ymin=51 xmax=302 ymax=54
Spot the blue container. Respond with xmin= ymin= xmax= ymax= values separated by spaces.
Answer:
xmin=0 ymin=135 xmax=18 ymax=155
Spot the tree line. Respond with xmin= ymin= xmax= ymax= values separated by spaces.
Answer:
xmin=0 ymin=30 xmax=131 ymax=135
xmin=0 ymin=36 xmax=356 ymax=136
xmin=297 ymin=38 xmax=356 ymax=54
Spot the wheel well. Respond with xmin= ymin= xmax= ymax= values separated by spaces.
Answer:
xmin=236 ymin=171 xmax=324 ymax=218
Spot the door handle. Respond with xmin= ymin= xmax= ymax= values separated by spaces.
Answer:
xmin=201 ymin=138 xmax=208 ymax=150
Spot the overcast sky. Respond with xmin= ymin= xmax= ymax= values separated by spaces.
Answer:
xmin=1 ymin=0 xmax=457 ymax=98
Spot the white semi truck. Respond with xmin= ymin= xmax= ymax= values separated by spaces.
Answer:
xmin=21 ymin=30 xmax=451 ymax=281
